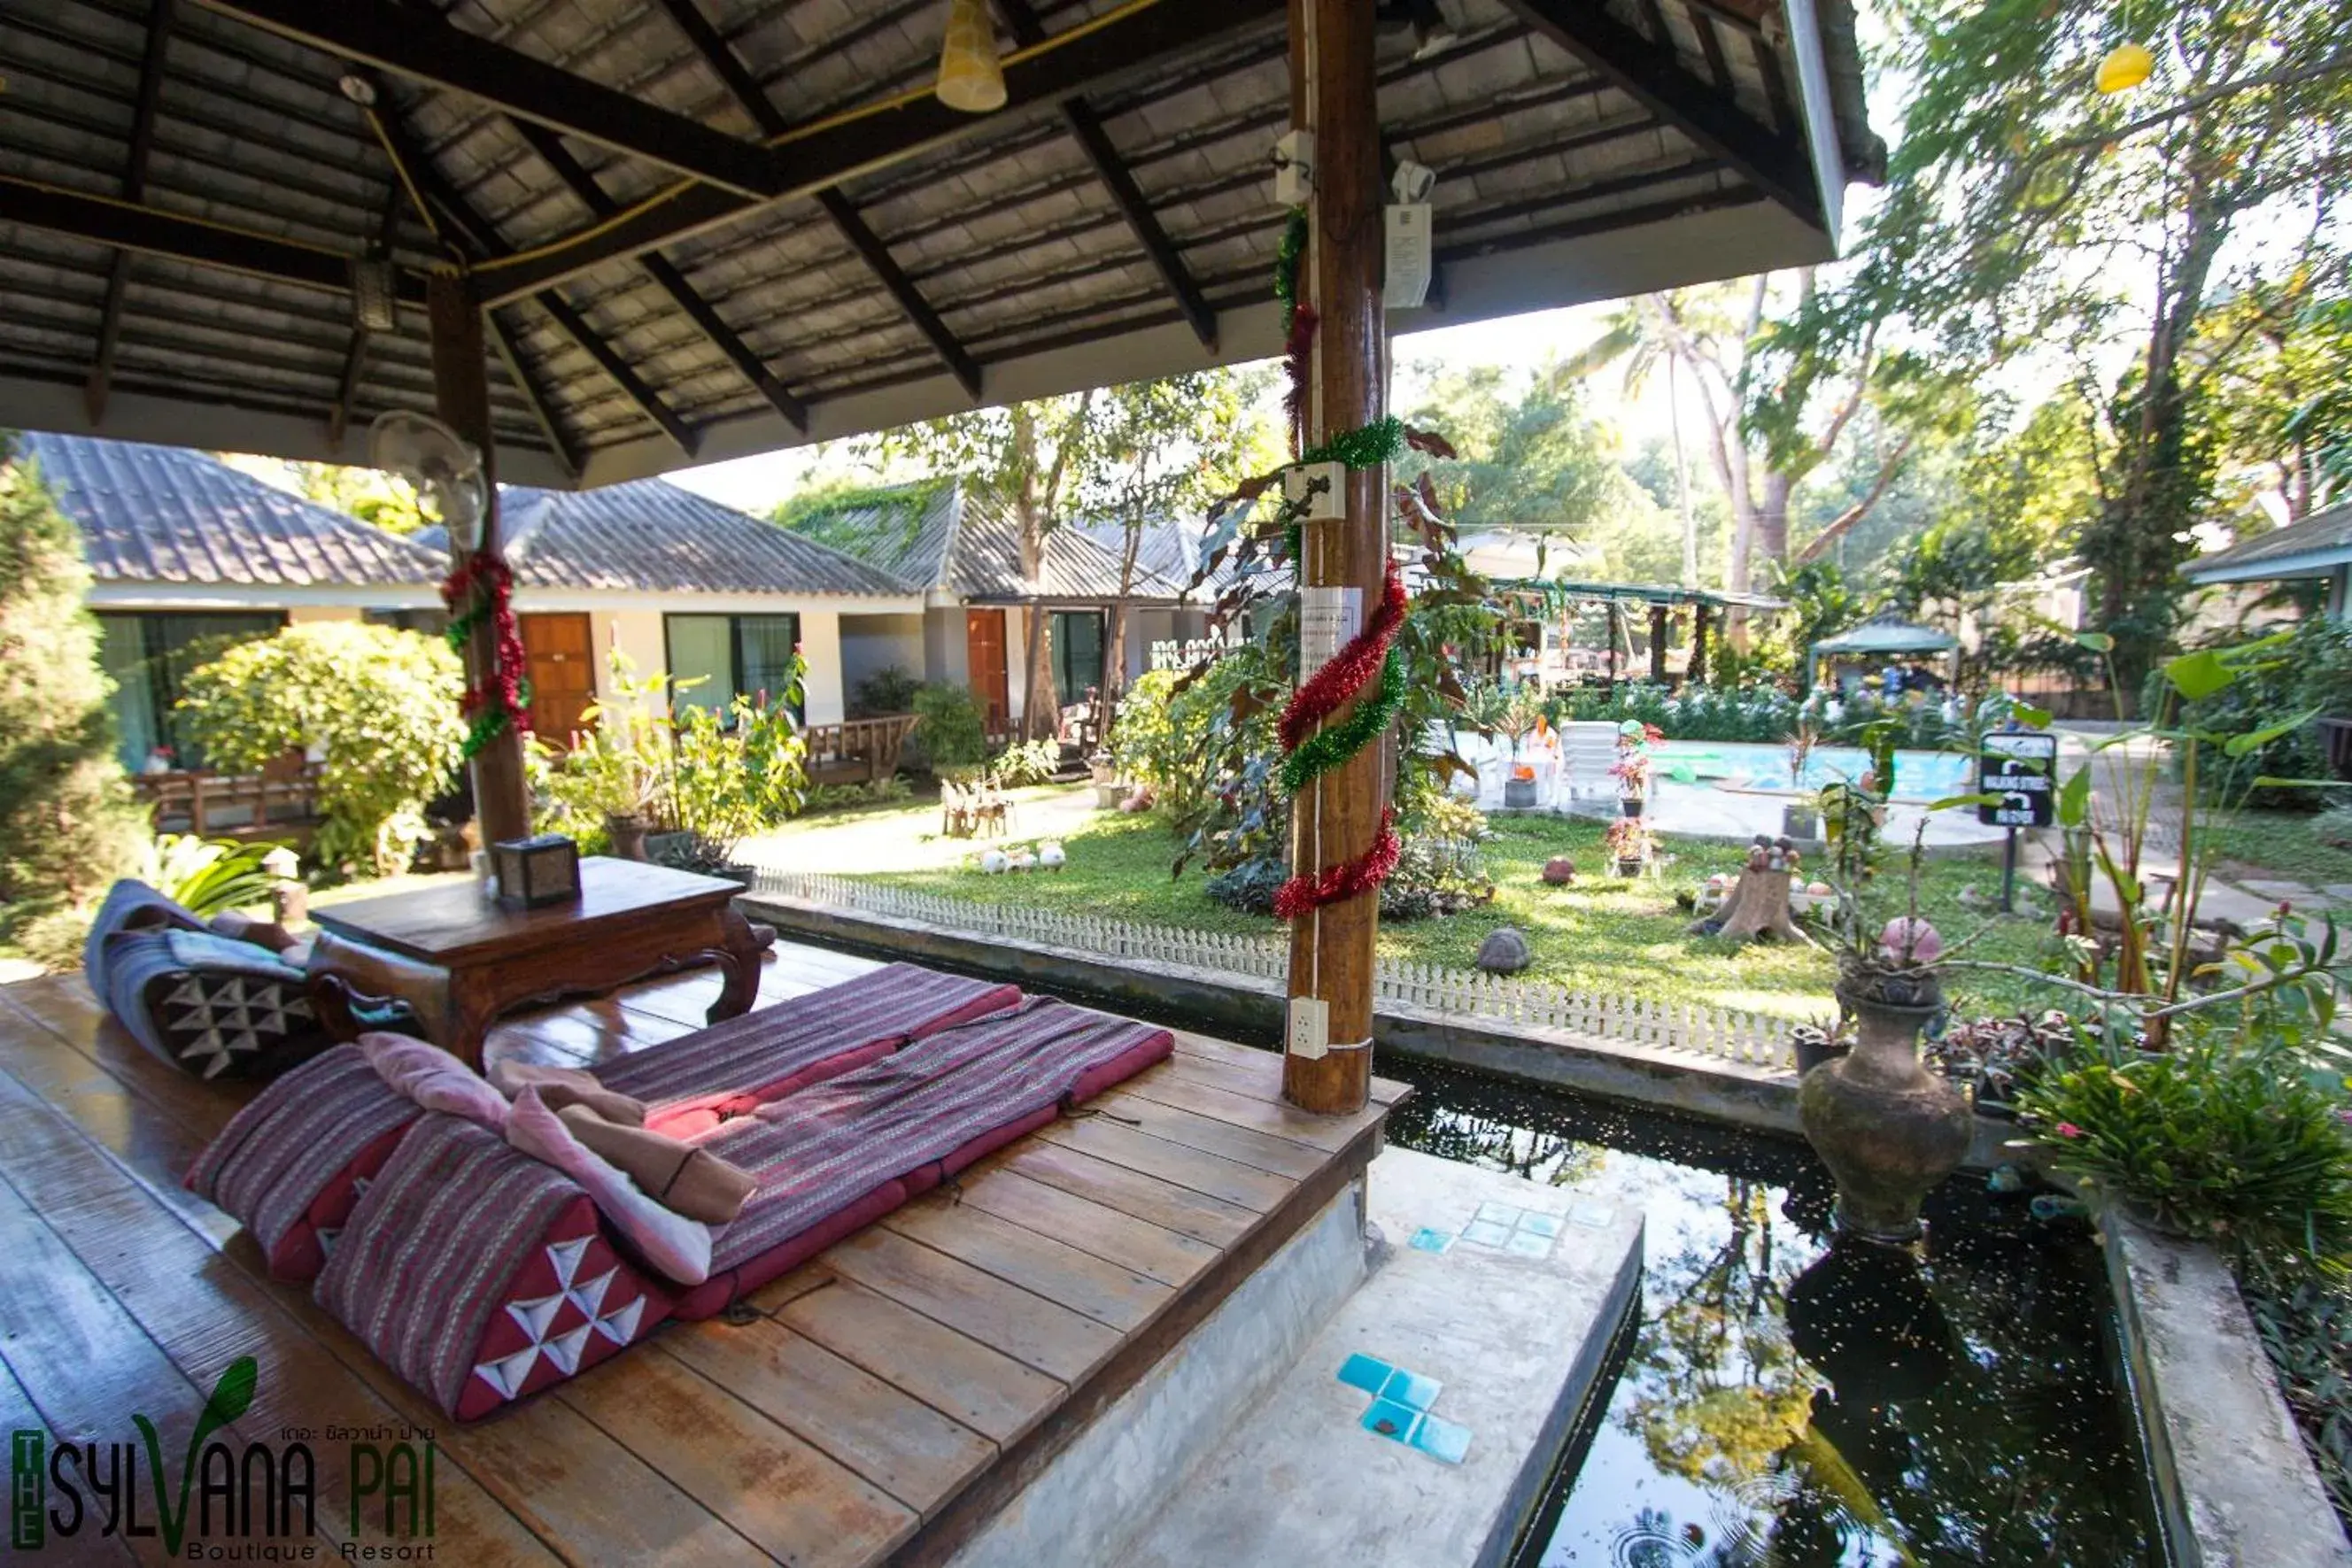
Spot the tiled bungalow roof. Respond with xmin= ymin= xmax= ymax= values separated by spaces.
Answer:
xmin=494 ymin=478 xmax=909 ymax=598
xmin=5 ymin=430 xmax=442 ymax=589
xmin=2185 ymin=503 xmax=2352 ymax=584
xmin=779 ymin=479 xmax=1190 ymax=603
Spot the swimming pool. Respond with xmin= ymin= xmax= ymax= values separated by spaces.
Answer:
xmin=1654 ymin=741 xmax=1974 ymax=801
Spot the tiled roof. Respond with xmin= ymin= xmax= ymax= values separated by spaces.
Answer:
xmin=496 ymin=478 xmax=910 ymax=598
xmin=781 ymin=479 xmax=1190 ymax=603
xmin=2185 ymin=504 xmax=2352 ymax=583
xmin=6 ymin=431 xmax=443 ymax=589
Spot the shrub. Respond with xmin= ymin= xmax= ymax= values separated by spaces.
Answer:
xmin=909 ymin=683 xmax=989 ymax=770
xmin=142 ymin=836 xmax=280 ymax=917
xmin=0 ymin=438 xmax=147 ymax=948
xmin=987 ymin=737 xmax=1061 ymax=787
xmin=664 ymin=691 xmax=808 ymax=860
xmin=849 ymin=664 xmax=923 ymax=718
xmin=2176 ymin=617 xmax=2352 ymax=807
xmin=177 ymin=622 xmax=465 ymax=877
xmin=2017 ymin=1024 xmax=2352 ymax=1254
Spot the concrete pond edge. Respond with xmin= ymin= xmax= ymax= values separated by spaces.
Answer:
xmin=743 ymin=890 xmax=2352 ymax=1567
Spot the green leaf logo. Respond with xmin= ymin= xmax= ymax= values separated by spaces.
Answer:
xmin=132 ymin=1356 xmax=257 ymax=1553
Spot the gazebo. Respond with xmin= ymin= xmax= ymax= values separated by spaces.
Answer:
xmin=1809 ymin=613 xmax=1959 ymax=693
xmin=4 ymin=0 xmax=1882 ymax=1121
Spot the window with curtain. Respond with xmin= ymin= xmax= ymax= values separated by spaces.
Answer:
xmin=663 ymin=613 xmax=802 ymax=720
xmin=97 ymin=612 xmax=282 ymax=770
xmin=1049 ymin=610 xmax=1104 ymax=707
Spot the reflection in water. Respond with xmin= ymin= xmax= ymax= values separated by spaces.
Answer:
xmin=1377 ymin=1057 xmax=2154 ymax=1568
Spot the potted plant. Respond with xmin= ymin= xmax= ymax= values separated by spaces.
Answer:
xmin=1605 ymin=815 xmax=1649 ymax=876
xmin=1609 ymin=720 xmax=1655 ymax=816
xmin=1497 ymin=685 xmax=1546 ymax=808
xmin=1782 ymin=722 xmax=1822 ymax=840
xmin=658 ymin=691 xmax=806 ymax=884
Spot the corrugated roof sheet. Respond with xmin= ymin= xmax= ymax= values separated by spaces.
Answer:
xmin=2185 ymin=504 xmax=2352 ymax=582
xmin=5 ymin=430 xmax=443 ymax=588
xmin=497 ymin=478 xmax=910 ymax=597
xmin=780 ymin=478 xmax=1190 ymax=602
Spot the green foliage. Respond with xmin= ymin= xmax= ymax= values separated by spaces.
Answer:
xmin=665 ymin=693 xmax=808 ymax=861
xmin=908 ymin=683 xmax=990 ymax=771
xmin=215 ymin=455 xmax=434 ymax=536
xmin=141 ymin=836 xmax=280 ymax=917
xmin=847 ymin=664 xmax=923 ymax=718
xmin=986 ymin=738 xmax=1061 ymax=788
xmin=0 ymin=438 xmax=147 ymax=943
xmin=803 ymin=776 xmax=912 ymax=814
xmin=1396 ymin=360 xmax=1639 ymax=550
xmin=2175 ymin=617 xmax=2352 ymax=806
xmin=770 ymin=478 xmax=948 ymax=575
xmin=1765 ymin=560 xmax=1870 ymax=687
xmin=177 ymin=622 xmax=464 ymax=877
xmin=2019 ymin=1024 xmax=2352 ymax=1255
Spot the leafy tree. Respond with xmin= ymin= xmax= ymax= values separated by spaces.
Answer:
xmin=0 ymin=437 xmax=146 ymax=959
xmin=1783 ymin=0 xmax=2352 ymax=705
xmin=872 ymin=374 xmax=1270 ymax=739
xmin=177 ymin=622 xmax=465 ymax=877
xmin=217 ymin=453 xmax=434 ymax=536
xmin=2197 ymin=279 xmax=2352 ymax=522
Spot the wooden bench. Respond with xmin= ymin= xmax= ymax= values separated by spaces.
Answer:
xmin=805 ymin=713 xmax=919 ymax=788
xmin=132 ymin=752 xmax=322 ymax=843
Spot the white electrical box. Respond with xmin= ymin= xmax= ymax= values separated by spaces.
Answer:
xmin=1286 ymin=995 xmax=1330 ymax=1060
xmin=1273 ymin=128 xmax=1316 ymax=205
xmin=1384 ymin=204 xmax=1433 ymax=309
xmin=1282 ymin=460 xmax=1346 ymax=521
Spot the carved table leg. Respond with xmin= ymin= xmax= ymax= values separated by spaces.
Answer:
xmin=708 ymin=904 xmax=763 ymax=1023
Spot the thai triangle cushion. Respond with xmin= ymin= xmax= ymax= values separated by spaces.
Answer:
xmin=81 ymin=878 xmax=209 ymax=996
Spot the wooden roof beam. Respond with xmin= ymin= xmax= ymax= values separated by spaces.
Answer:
xmin=647 ymin=0 xmax=983 ymax=399
xmin=327 ymin=182 xmax=405 ymax=449
xmin=85 ymin=0 xmax=177 ymax=428
xmin=1496 ymin=0 xmax=1822 ymax=229
xmin=994 ymin=0 xmax=1217 ymax=351
xmin=361 ymin=81 xmax=675 ymax=461
xmin=468 ymin=0 xmax=1286 ymax=308
xmin=190 ymin=0 xmax=783 ymax=200
xmin=509 ymin=120 xmax=810 ymax=432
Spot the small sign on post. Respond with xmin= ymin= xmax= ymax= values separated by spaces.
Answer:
xmin=1977 ymin=730 xmax=2058 ymax=912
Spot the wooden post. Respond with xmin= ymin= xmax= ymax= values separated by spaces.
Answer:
xmin=1281 ymin=0 xmax=1383 ymax=1116
xmin=427 ymin=271 xmax=530 ymax=847
xmin=1606 ymin=601 xmax=1622 ymax=684
xmin=1690 ymin=604 xmax=1711 ymax=686
xmin=1649 ymin=603 xmax=1670 ymax=684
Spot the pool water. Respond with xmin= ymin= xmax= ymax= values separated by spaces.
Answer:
xmin=1654 ymin=742 xmax=1975 ymax=802
xmin=1379 ymin=1057 xmax=2156 ymax=1568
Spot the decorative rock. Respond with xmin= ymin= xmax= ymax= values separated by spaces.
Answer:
xmin=1541 ymin=856 xmax=1575 ymax=886
xmin=1807 ymin=880 xmax=1833 ymax=897
xmin=1876 ymin=916 xmax=1944 ymax=967
xmin=979 ymin=849 xmax=1010 ymax=874
xmin=1038 ymin=841 xmax=1067 ymax=870
xmin=1007 ymin=849 xmax=1035 ymax=872
xmin=1474 ymin=927 xmax=1532 ymax=975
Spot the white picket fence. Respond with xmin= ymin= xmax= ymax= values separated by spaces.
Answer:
xmin=750 ymin=869 xmax=1797 ymax=1074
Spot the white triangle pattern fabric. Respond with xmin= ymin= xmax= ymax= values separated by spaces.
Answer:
xmin=471 ymin=1238 xmax=645 ymax=1406
xmin=166 ymin=974 xmax=310 ymax=1075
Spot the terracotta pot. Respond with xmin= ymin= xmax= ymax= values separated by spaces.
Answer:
xmin=1798 ymin=977 xmax=1972 ymax=1244
xmin=604 ymin=811 xmax=651 ymax=862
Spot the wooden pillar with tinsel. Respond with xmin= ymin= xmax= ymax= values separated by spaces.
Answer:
xmin=428 ymin=271 xmax=530 ymax=847
xmin=1690 ymin=603 xmax=1711 ymax=686
xmin=1280 ymin=0 xmax=1384 ymax=1116
xmin=1649 ymin=603 xmax=1671 ymax=684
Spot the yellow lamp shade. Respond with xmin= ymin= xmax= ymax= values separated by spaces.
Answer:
xmin=936 ymin=0 xmax=1008 ymax=114
xmin=2095 ymin=42 xmax=2154 ymax=95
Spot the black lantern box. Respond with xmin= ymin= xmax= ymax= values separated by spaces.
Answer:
xmin=493 ymin=835 xmax=582 ymax=909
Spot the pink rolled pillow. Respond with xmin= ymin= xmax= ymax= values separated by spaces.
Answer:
xmin=358 ymin=1033 xmax=510 ymax=1132
xmin=505 ymin=1088 xmax=714 ymax=1286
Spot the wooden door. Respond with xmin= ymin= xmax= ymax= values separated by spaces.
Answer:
xmin=521 ymin=613 xmax=596 ymax=745
xmin=965 ymin=609 xmax=1010 ymax=732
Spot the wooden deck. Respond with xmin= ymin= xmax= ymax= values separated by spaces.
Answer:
xmin=0 ymin=940 xmax=1404 ymax=1567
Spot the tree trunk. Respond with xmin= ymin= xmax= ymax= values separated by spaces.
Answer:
xmin=1015 ymin=498 xmax=1058 ymax=742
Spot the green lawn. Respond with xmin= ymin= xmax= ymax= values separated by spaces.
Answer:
xmin=860 ymin=809 xmax=2064 ymax=1022
xmin=2202 ymin=813 xmax=2352 ymax=888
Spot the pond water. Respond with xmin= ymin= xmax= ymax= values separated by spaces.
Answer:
xmin=1655 ymin=742 xmax=1975 ymax=801
xmin=1377 ymin=1056 xmax=2156 ymax=1568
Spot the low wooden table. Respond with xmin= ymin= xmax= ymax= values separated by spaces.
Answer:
xmin=306 ymin=857 xmax=762 ymax=1068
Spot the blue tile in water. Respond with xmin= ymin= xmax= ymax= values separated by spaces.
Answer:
xmin=1460 ymin=1218 xmax=1512 ymax=1247
xmin=1362 ymin=1398 xmax=1422 ymax=1442
xmin=1517 ymin=1212 xmax=1562 ymax=1239
xmin=1475 ymin=1201 xmax=1524 ymax=1226
xmin=1337 ymin=1353 xmax=1391 ymax=1394
xmin=1380 ymin=1367 xmax=1443 ymax=1412
xmin=1408 ymin=1226 xmax=1454 ymax=1254
xmin=1412 ymin=1415 xmax=1473 ymax=1465
xmin=1505 ymin=1229 xmax=1555 ymax=1260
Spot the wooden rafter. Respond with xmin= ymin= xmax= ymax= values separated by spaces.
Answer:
xmin=468 ymin=0 xmax=1287 ymax=308
xmin=1496 ymin=0 xmax=1822 ymax=229
xmin=360 ymin=81 xmax=676 ymax=460
xmin=995 ymin=0 xmax=1218 ymax=351
xmin=327 ymin=182 xmax=405 ymax=448
xmin=508 ymin=120 xmax=809 ymax=432
xmin=646 ymin=0 xmax=984 ymax=399
xmin=84 ymin=0 xmax=177 ymax=426
xmin=188 ymin=0 xmax=781 ymax=198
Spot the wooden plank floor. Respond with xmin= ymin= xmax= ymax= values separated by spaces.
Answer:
xmin=0 ymin=940 xmax=1404 ymax=1567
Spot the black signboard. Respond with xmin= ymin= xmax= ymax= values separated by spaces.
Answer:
xmin=1977 ymin=731 xmax=2058 ymax=828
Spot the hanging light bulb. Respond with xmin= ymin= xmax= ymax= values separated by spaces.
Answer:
xmin=2095 ymin=41 xmax=2154 ymax=94
xmin=936 ymin=0 xmax=1008 ymax=114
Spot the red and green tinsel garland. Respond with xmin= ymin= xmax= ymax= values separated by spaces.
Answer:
xmin=440 ymin=552 xmax=533 ymax=759
xmin=1274 ymin=806 xmax=1401 ymax=920
xmin=1273 ymin=205 xmax=1309 ymax=335
xmin=1278 ymin=556 xmax=1409 ymax=757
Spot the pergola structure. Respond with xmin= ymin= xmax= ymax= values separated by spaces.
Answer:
xmin=1493 ymin=575 xmax=1788 ymax=684
xmin=3 ymin=0 xmax=1879 ymax=1114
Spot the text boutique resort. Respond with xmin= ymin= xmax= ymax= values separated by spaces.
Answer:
xmin=3 ymin=0 xmax=2352 ymax=1562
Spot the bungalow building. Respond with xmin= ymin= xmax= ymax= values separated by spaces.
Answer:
xmin=778 ymin=479 xmax=1208 ymax=730
xmin=2183 ymin=501 xmax=2352 ymax=618
xmin=12 ymin=432 xmax=915 ymax=761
